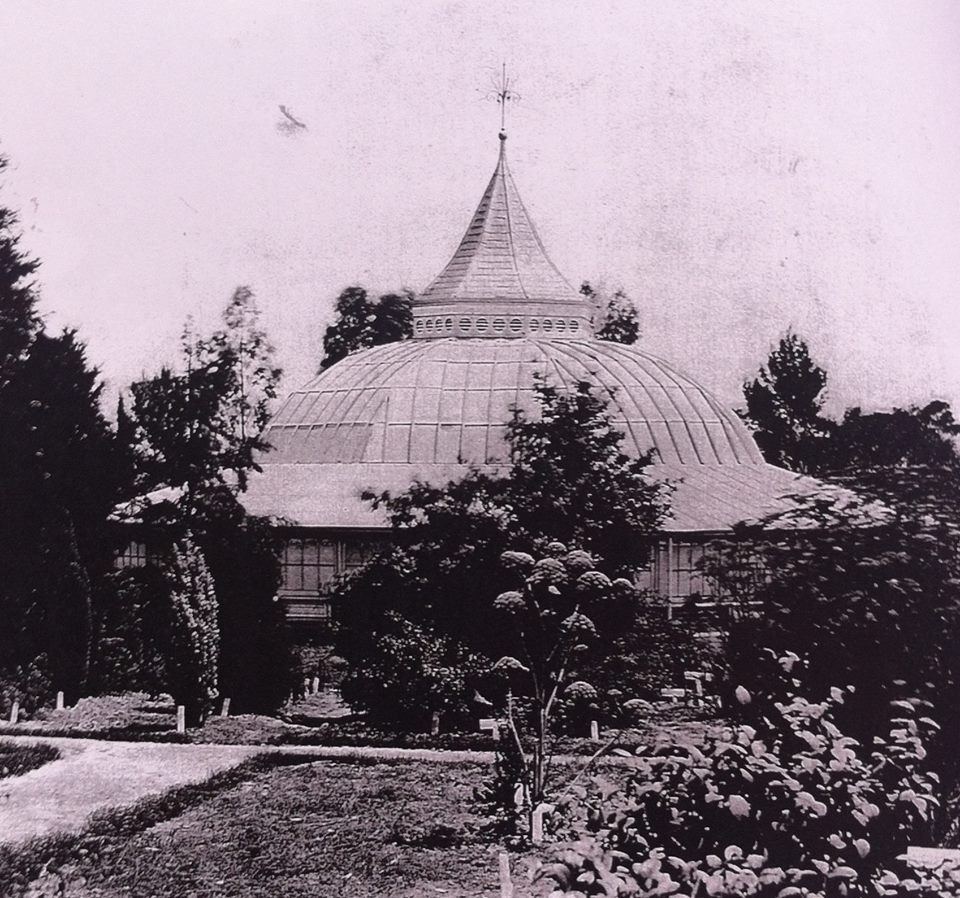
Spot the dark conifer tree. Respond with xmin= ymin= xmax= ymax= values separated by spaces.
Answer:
xmin=0 ymin=160 xmax=119 ymax=701
xmin=739 ymin=331 xmax=834 ymax=473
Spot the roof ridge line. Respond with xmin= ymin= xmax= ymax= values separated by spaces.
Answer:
xmin=498 ymin=145 xmax=531 ymax=303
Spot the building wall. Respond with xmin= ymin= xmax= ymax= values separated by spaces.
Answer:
xmin=116 ymin=529 xmax=751 ymax=625
xmin=277 ymin=530 xmax=385 ymax=626
xmin=275 ymin=531 xmax=729 ymax=624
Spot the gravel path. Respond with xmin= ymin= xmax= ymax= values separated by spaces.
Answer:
xmin=0 ymin=736 xmax=496 ymax=846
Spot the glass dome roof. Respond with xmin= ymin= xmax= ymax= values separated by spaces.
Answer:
xmin=266 ymin=337 xmax=764 ymax=468
xmin=243 ymin=130 xmax=830 ymax=533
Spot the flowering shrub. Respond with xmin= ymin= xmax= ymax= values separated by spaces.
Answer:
xmin=490 ymin=546 xmax=645 ymax=835
xmin=542 ymin=655 xmax=945 ymax=897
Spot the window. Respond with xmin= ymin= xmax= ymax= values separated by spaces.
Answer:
xmin=282 ymin=538 xmax=338 ymax=594
xmin=116 ymin=540 xmax=148 ymax=569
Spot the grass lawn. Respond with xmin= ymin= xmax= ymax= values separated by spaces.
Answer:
xmin=0 ymin=740 xmax=59 ymax=780
xmin=17 ymin=757 xmax=548 ymax=898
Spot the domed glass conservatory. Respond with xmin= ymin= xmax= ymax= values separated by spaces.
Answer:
xmin=241 ymin=131 xmax=823 ymax=625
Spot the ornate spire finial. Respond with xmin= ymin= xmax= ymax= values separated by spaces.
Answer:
xmin=488 ymin=63 xmax=518 ymax=140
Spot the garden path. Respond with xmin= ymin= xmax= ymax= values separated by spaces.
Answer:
xmin=0 ymin=736 xmax=494 ymax=846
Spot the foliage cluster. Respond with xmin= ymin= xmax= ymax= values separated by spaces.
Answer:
xmin=739 ymin=331 xmax=960 ymax=478
xmin=319 ymin=286 xmax=414 ymax=371
xmin=487 ymin=545 xmax=648 ymax=829
xmin=333 ymin=380 xmax=673 ymax=725
xmin=543 ymin=659 xmax=952 ymax=897
xmin=580 ymin=282 xmax=640 ymax=345
xmin=162 ymin=540 xmax=221 ymax=725
xmin=339 ymin=611 xmax=488 ymax=729
xmin=127 ymin=285 xmax=281 ymax=497
xmin=704 ymin=468 xmax=960 ymax=842
xmin=318 ymin=283 xmax=641 ymax=375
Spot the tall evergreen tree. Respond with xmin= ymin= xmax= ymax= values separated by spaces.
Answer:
xmin=739 ymin=331 xmax=833 ymax=473
xmin=0 ymin=156 xmax=40 ymax=390
xmin=0 ymin=160 xmax=119 ymax=701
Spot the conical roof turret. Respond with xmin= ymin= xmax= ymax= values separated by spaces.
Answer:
xmin=413 ymin=132 xmax=591 ymax=340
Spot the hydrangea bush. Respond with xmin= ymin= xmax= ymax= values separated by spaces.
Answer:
xmin=490 ymin=544 xmax=642 ymax=833
xmin=541 ymin=655 xmax=955 ymax=897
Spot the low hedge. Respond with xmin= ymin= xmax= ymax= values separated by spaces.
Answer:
xmin=0 ymin=741 xmax=60 ymax=779
xmin=0 ymin=717 xmax=719 ymax=755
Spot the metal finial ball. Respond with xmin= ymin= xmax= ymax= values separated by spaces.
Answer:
xmin=499 ymin=129 xmax=507 ymax=141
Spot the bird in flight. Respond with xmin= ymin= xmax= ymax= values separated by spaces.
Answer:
xmin=277 ymin=105 xmax=307 ymax=136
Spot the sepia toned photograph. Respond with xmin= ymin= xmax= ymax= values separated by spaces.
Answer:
xmin=1 ymin=2 xmax=959 ymax=895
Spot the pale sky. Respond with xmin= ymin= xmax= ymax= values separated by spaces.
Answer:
xmin=1 ymin=1 xmax=959 ymax=415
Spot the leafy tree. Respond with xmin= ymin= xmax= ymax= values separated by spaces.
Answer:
xmin=119 ymin=288 xmax=291 ymax=716
xmin=740 ymin=331 xmax=833 ymax=473
xmin=334 ymin=379 xmax=670 ymax=721
xmin=192 ymin=488 xmax=295 ymax=714
xmin=128 ymin=285 xmax=281 ymax=498
xmin=580 ymin=281 xmax=640 ymax=344
xmin=828 ymin=400 xmax=960 ymax=473
xmin=319 ymin=286 xmax=413 ymax=371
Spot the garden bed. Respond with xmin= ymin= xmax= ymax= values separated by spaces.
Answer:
xmin=0 ymin=691 xmax=722 ymax=753
xmin=2 ymin=754 xmax=549 ymax=898
xmin=0 ymin=740 xmax=60 ymax=780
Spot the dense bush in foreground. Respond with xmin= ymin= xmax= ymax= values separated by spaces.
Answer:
xmin=542 ymin=657 xmax=957 ymax=897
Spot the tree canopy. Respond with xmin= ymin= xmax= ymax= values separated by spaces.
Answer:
xmin=127 ymin=285 xmax=281 ymax=498
xmin=334 ymin=379 xmax=671 ymax=720
xmin=319 ymin=286 xmax=414 ymax=371
xmin=739 ymin=330 xmax=833 ymax=473
xmin=117 ymin=286 xmax=293 ymax=714
xmin=580 ymin=281 xmax=640 ymax=345
xmin=0 ymin=157 xmax=119 ymax=701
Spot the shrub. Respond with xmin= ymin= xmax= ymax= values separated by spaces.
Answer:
xmin=338 ymin=611 xmax=487 ymax=730
xmin=589 ymin=600 xmax=707 ymax=705
xmin=0 ymin=657 xmax=53 ymax=721
xmin=543 ymin=655 xmax=945 ymax=897
xmin=91 ymin=568 xmax=169 ymax=696
xmin=0 ymin=740 xmax=59 ymax=779
xmin=162 ymin=539 xmax=220 ymax=725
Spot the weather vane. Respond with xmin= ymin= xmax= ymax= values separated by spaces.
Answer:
xmin=481 ymin=63 xmax=520 ymax=135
